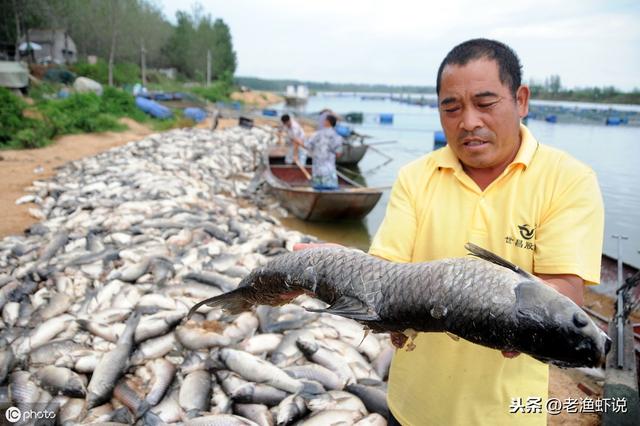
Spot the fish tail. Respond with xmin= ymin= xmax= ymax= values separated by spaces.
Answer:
xmin=187 ymin=287 xmax=255 ymax=319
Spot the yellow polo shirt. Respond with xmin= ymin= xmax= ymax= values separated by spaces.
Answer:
xmin=369 ymin=124 xmax=604 ymax=426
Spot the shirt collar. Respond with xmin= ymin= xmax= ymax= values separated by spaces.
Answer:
xmin=434 ymin=123 xmax=538 ymax=171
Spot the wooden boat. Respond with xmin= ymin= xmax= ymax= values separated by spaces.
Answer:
xmin=264 ymin=162 xmax=383 ymax=221
xmin=338 ymin=140 xmax=369 ymax=165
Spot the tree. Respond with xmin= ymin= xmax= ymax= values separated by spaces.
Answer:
xmin=210 ymin=18 xmax=236 ymax=80
xmin=162 ymin=11 xmax=196 ymax=77
xmin=548 ymin=75 xmax=561 ymax=94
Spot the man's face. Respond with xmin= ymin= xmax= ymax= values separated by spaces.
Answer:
xmin=283 ymin=120 xmax=292 ymax=128
xmin=438 ymin=58 xmax=529 ymax=170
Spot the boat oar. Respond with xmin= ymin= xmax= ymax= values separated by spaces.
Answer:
xmin=368 ymin=145 xmax=393 ymax=161
xmin=293 ymin=144 xmax=311 ymax=180
xmin=297 ymin=144 xmax=363 ymax=187
xmin=367 ymin=140 xmax=398 ymax=146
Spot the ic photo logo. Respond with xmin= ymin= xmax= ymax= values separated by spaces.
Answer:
xmin=5 ymin=407 xmax=20 ymax=423
xmin=3 ymin=405 xmax=56 ymax=424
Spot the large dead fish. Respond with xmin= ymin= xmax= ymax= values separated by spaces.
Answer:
xmin=189 ymin=243 xmax=611 ymax=368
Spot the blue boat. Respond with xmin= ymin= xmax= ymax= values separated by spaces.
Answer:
xmin=379 ymin=113 xmax=394 ymax=124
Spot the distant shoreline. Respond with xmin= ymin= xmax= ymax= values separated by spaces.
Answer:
xmin=236 ymin=77 xmax=640 ymax=106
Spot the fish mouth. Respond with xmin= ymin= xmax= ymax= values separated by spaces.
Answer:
xmin=596 ymin=334 xmax=612 ymax=368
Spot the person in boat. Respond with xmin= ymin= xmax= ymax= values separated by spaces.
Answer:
xmin=280 ymin=114 xmax=307 ymax=165
xmin=316 ymin=108 xmax=335 ymax=129
xmin=295 ymin=114 xmax=343 ymax=190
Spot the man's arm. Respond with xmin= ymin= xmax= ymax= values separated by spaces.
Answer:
xmin=537 ymin=273 xmax=584 ymax=306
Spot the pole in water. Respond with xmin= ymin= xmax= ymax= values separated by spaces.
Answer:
xmin=611 ymin=234 xmax=628 ymax=368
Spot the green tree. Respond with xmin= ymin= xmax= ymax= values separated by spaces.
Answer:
xmin=162 ymin=11 xmax=196 ymax=77
xmin=210 ymin=19 xmax=237 ymax=79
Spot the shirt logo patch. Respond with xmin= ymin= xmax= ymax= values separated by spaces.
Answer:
xmin=517 ymin=224 xmax=535 ymax=240
xmin=505 ymin=224 xmax=536 ymax=251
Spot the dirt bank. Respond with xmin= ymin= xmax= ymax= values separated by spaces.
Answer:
xmin=231 ymin=90 xmax=283 ymax=108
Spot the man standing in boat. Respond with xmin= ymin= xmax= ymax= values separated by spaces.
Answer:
xmin=295 ymin=114 xmax=343 ymax=190
xmin=280 ymin=114 xmax=307 ymax=165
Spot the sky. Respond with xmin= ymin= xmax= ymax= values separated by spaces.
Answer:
xmin=159 ymin=0 xmax=640 ymax=90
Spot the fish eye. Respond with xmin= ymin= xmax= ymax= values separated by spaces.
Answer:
xmin=572 ymin=311 xmax=589 ymax=328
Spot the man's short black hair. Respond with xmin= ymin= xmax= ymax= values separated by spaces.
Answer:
xmin=436 ymin=38 xmax=522 ymax=98
xmin=281 ymin=114 xmax=290 ymax=124
xmin=326 ymin=114 xmax=337 ymax=127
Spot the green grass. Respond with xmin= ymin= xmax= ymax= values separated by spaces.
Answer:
xmin=0 ymin=88 xmax=56 ymax=149
xmin=71 ymin=60 xmax=141 ymax=86
xmin=1 ymin=81 xmax=215 ymax=149
xmin=189 ymin=73 xmax=235 ymax=102
xmin=0 ymin=87 xmax=149 ymax=149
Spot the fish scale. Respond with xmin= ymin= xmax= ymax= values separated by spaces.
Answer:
xmin=190 ymin=245 xmax=610 ymax=368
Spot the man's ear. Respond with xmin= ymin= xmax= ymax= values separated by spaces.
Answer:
xmin=516 ymin=85 xmax=530 ymax=118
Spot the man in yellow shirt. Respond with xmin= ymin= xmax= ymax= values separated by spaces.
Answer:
xmin=367 ymin=39 xmax=604 ymax=425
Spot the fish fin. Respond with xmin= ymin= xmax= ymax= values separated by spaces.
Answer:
xmin=305 ymin=295 xmax=380 ymax=321
xmin=187 ymin=287 xmax=254 ymax=319
xmin=358 ymin=326 xmax=371 ymax=348
xmin=464 ymin=242 xmax=536 ymax=279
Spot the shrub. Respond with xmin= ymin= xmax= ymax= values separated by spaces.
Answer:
xmin=190 ymin=73 xmax=235 ymax=102
xmin=71 ymin=60 xmax=141 ymax=85
xmin=0 ymin=88 xmax=27 ymax=145
xmin=100 ymin=87 xmax=147 ymax=121
xmin=0 ymin=88 xmax=56 ymax=149
xmin=38 ymin=92 xmax=123 ymax=135
xmin=13 ymin=120 xmax=53 ymax=148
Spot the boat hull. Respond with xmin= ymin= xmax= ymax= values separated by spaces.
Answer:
xmin=337 ymin=143 xmax=368 ymax=165
xmin=284 ymin=96 xmax=308 ymax=106
xmin=266 ymin=164 xmax=382 ymax=221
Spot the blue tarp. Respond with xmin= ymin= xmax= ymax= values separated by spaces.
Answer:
xmin=184 ymin=107 xmax=207 ymax=123
xmin=135 ymin=96 xmax=172 ymax=119
xmin=335 ymin=123 xmax=352 ymax=137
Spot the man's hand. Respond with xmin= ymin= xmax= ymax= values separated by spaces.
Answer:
xmin=537 ymin=273 xmax=584 ymax=306
xmin=390 ymin=332 xmax=408 ymax=349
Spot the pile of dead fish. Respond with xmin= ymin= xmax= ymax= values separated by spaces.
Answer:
xmin=0 ymin=126 xmax=392 ymax=425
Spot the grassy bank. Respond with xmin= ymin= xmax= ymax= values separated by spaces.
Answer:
xmin=1 ymin=87 xmax=149 ymax=149
xmin=1 ymin=83 xmax=219 ymax=150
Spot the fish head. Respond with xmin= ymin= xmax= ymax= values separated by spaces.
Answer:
xmin=513 ymin=280 xmax=610 ymax=368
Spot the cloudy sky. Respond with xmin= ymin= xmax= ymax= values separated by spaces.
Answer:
xmin=160 ymin=0 xmax=639 ymax=90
